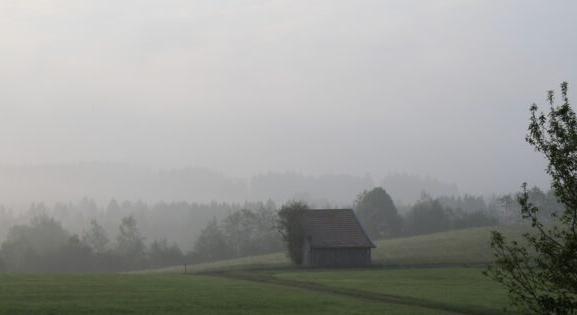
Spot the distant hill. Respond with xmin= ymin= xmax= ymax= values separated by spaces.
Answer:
xmin=0 ymin=164 xmax=459 ymax=207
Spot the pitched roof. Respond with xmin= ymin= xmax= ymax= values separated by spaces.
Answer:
xmin=301 ymin=209 xmax=376 ymax=248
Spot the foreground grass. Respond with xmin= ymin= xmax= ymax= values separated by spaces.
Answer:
xmin=0 ymin=273 xmax=456 ymax=315
xmin=275 ymin=268 xmax=509 ymax=314
xmin=0 ymin=226 xmax=522 ymax=314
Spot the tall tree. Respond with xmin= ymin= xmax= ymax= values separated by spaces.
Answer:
xmin=82 ymin=220 xmax=109 ymax=254
xmin=193 ymin=218 xmax=231 ymax=262
xmin=486 ymin=82 xmax=577 ymax=314
xmin=148 ymin=239 xmax=184 ymax=268
xmin=115 ymin=216 xmax=146 ymax=269
xmin=404 ymin=198 xmax=453 ymax=235
xmin=354 ymin=187 xmax=401 ymax=239
xmin=222 ymin=209 xmax=259 ymax=257
xmin=0 ymin=215 xmax=70 ymax=272
xmin=277 ymin=201 xmax=309 ymax=265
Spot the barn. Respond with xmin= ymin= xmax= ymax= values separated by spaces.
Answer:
xmin=301 ymin=209 xmax=376 ymax=267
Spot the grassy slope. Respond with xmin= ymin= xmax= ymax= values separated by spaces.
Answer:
xmin=372 ymin=225 xmax=526 ymax=266
xmin=151 ymin=225 xmax=526 ymax=274
xmin=139 ymin=252 xmax=287 ymax=274
xmin=275 ymin=268 xmax=508 ymax=314
xmin=0 ymin=273 xmax=454 ymax=315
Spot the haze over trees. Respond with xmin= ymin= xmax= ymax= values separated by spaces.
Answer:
xmin=0 ymin=214 xmax=185 ymax=273
xmin=0 ymin=187 xmax=509 ymax=272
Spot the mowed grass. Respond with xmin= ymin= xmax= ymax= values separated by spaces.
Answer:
xmin=0 ymin=273 xmax=457 ymax=315
xmin=0 ymin=226 xmax=523 ymax=315
xmin=275 ymin=268 xmax=509 ymax=314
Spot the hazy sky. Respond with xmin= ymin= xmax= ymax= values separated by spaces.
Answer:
xmin=1 ymin=0 xmax=576 ymax=195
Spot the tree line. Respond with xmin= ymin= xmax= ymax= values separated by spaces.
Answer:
xmin=0 ymin=184 xmax=553 ymax=273
xmin=0 ymin=214 xmax=184 ymax=272
xmin=354 ymin=187 xmax=501 ymax=240
xmin=0 ymin=199 xmax=274 ymax=251
xmin=0 ymin=203 xmax=285 ymax=273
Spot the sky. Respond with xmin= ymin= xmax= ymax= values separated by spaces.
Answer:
xmin=1 ymin=0 xmax=576 ymax=195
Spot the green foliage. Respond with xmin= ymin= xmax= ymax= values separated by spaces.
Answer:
xmin=498 ymin=187 xmax=563 ymax=224
xmin=193 ymin=218 xmax=231 ymax=262
xmin=404 ymin=198 xmax=453 ymax=235
xmin=148 ymin=239 xmax=184 ymax=268
xmin=192 ymin=205 xmax=283 ymax=263
xmin=81 ymin=220 xmax=109 ymax=254
xmin=277 ymin=201 xmax=309 ymax=265
xmin=0 ymin=215 xmax=71 ymax=272
xmin=115 ymin=216 xmax=146 ymax=269
xmin=0 ymin=215 xmax=185 ymax=273
xmin=355 ymin=187 xmax=402 ymax=239
xmin=486 ymin=82 xmax=577 ymax=314
xmin=403 ymin=195 xmax=498 ymax=237
xmin=221 ymin=207 xmax=282 ymax=257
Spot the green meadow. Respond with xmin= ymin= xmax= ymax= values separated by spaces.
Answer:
xmin=0 ymin=226 xmax=521 ymax=315
xmin=274 ymin=268 xmax=508 ymax=314
xmin=0 ymin=273 xmax=462 ymax=315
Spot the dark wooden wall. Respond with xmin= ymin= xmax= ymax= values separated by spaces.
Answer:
xmin=308 ymin=248 xmax=371 ymax=267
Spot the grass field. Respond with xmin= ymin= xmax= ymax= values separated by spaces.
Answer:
xmin=0 ymin=273 xmax=461 ymax=315
xmin=274 ymin=268 xmax=508 ymax=314
xmin=371 ymin=225 xmax=526 ymax=266
xmin=0 ymin=226 xmax=521 ymax=314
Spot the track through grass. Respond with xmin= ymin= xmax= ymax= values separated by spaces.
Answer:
xmin=0 ymin=273 xmax=455 ymax=315
xmin=202 ymin=267 xmax=507 ymax=315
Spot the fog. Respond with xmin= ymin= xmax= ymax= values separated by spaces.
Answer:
xmin=1 ymin=0 xmax=577 ymax=201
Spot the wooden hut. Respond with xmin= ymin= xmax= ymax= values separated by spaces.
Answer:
xmin=301 ymin=209 xmax=376 ymax=267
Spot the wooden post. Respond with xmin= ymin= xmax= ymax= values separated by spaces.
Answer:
xmin=184 ymin=264 xmax=187 ymax=274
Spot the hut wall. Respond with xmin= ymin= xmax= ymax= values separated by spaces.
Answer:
xmin=302 ymin=239 xmax=312 ymax=266
xmin=309 ymin=248 xmax=371 ymax=267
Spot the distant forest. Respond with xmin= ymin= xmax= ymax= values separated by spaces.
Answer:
xmin=0 ymin=183 xmax=560 ymax=273
xmin=0 ymin=164 xmax=458 ymax=206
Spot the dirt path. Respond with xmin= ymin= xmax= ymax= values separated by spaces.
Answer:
xmin=200 ymin=270 xmax=505 ymax=315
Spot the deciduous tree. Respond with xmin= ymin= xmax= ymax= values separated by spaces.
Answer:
xmin=486 ymin=82 xmax=577 ymax=314
xmin=277 ymin=201 xmax=309 ymax=265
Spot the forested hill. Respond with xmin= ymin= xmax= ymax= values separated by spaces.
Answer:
xmin=0 ymin=164 xmax=457 ymax=206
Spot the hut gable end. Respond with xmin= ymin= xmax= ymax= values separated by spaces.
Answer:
xmin=301 ymin=209 xmax=376 ymax=267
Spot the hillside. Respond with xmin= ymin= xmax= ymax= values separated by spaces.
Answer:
xmin=147 ymin=225 xmax=526 ymax=274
